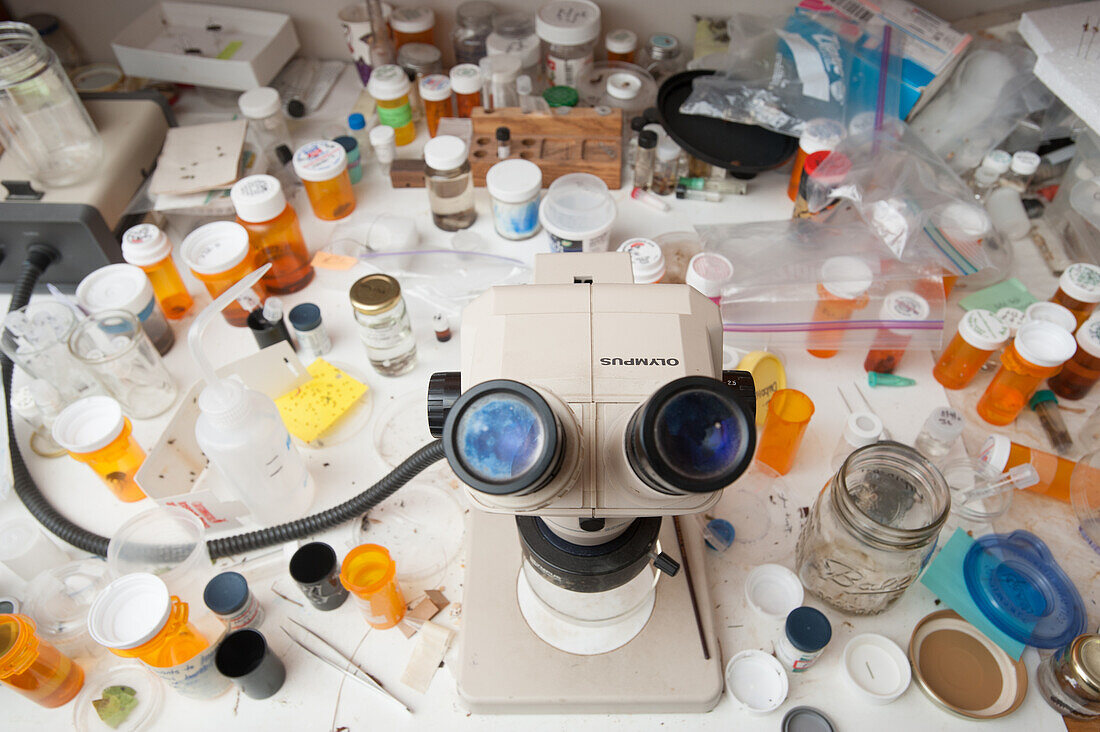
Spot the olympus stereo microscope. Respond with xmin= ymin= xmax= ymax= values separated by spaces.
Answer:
xmin=427 ymin=252 xmax=757 ymax=713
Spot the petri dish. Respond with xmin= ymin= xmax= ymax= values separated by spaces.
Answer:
xmin=73 ymin=663 xmax=164 ymax=732
xmin=292 ymin=360 xmax=373 ymax=450
xmin=372 ymin=390 xmax=456 ymax=484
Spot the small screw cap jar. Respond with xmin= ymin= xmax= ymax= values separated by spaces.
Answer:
xmin=776 ymin=606 xmax=832 ymax=672
xmin=350 ymin=274 xmax=417 ymax=376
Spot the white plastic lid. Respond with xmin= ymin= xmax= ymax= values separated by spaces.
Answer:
xmin=656 ymin=137 xmax=680 ymax=162
xmin=725 ymin=650 xmax=789 ymax=713
xmin=605 ymin=29 xmax=637 ymax=54
xmin=1013 ymin=320 xmax=1078 ymax=368
xmin=450 ymin=63 xmax=483 ymax=95
xmin=180 ymin=221 xmax=251 ymax=275
xmin=844 ymin=412 xmax=883 ymax=447
xmin=842 ymin=634 xmax=911 ymax=704
xmin=1058 ymin=263 xmax=1100 ymax=304
xmin=973 ymin=166 xmax=1000 ymax=187
xmin=958 ymin=309 xmax=1010 ymax=351
xmin=389 ymin=6 xmax=434 ymax=33
xmin=982 ymin=149 xmax=1012 ymax=174
xmin=979 ymin=433 xmax=1011 ymax=472
xmin=230 ymin=174 xmax=287 ymax=223
xmin=536 ymin=0 xmax=600 ymax=46
xmin=486 ymin=158 xmax=542 ymax=203
xmin=605 ymin=72 xmax=642 ymax=101
xmin=86 ymin=573 xmax=172 ymax=650
xmin=51 ymin=396 xmax=125 ymax=454
xmin=744 ymin=564 xmax=804 ymax=618
xmin=366 ymin=64 xmax=411 ymax=101
xmin=237 ymin=87 xmax=281 ymax=119
xmin=1010 ymin=151 xmax=1040 ymax=176
xmin=617 ymin=238 xmax=665 ymax=284
xmin=76 ymin=264 xmax=153 ymax=317
xmin=879 ymin=290 xmax=930 ymax=322
xmin=539 ymin=173 xmax=616 ymax=241
xmin=938 ymin=202 xmax=991 ymax=240
xmin=419 ymin=73 xmax=452 ymax=101
xmin=293 ymin=140 xmax=348 ymax=181
xmin=800 ymin=118 xmax=846 ymax=154
xmin=995 ymin=307 xmax=1025 ymax=335
xmin=686 ymin=252 xmax=734 ymax=298
xmin=820 ymin=255 xmax=873 ymax=299
xmin=424 ymin=135 xmax=468 ymax=171
xmin=369 ymin=124 xmax=397 ymax=148
xmin=1078 ymin=317 xmax=1100 ymax=358
xmin=921 ymin=406 xmax=965 ymax=442
xmin=121 ymin=224 xmax=171 ymax=267
xmin=1025 ymin=301 xmax=1077 ymax=332
xmin=486 ymin=31 xmax=542 ymax=68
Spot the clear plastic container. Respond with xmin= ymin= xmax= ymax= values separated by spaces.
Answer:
xmin=23 ymin=558 xmax=110 ymax=659
xmin=288 ymin=303 xmax=331 ymax=360
xmin=1002 ymin=151 xmax=1040 ymax=192
xmin=0 ymin=22 xmax=102 ymax=186
xmin=450 ymin=63 xmax=482 ymax=117
xmin=10 ymin=385 xmax=65 ymax=458
xmin=536 ymin=0 xmax=600 ymax=87
xmin=913 ymin=406 xmax=964 ymax=462
xmin=424 ymin=135 xmax=476 ymax=231
xmin=633 ymin=129 xmax=657 ymax=190
xmin=933 ymin=309 xmax=1010 ymax=389
xmin=121 ymin=224 xmax=194 ymax=320
xmin=638 ymin=33 xmax=684 ymax=84
xmin=419 ymin=74 xmax=452 ymax=138
xmin=181 ymin=222 xmax=267 ymax=327
xmin=976 ymin=321 xmax=1077 ymax=426
xmin=366 ymin=65 xmax=416 ymax=146
xmin=863 ymin=291 xmax=931 ymax=374
xmin=340 ymin=544 xmax=406 ymax=629
xmin=487 ymin=13 xmax=541 ymax=83
xmin=605 ymin=29 xmax=637 ymax=64
xmin=237 ymin=87 xmax=291 ymax=168
xmin=76 ymin=264 xmax=174 ymax=356
xmin=0 ymin=613 xmax=84 ymax=708
xmin=51 ymin=395 xmax=146 ymax=502
xmin=806 ymin=255 xmax=873 ymax=358
xmin=486 ymin=158 xmax=542 ymax=240
xmin=453 ymin=1 xmax=495 ymax=65
xmin=231 ymin=175 xmax=315 ymax=293
xmin=1050 ymin=263 xmax=1100 ymax=329
xmin=0 ymin=301 xmax=104 ymax=404
xmin=538 ymin=173 xmax=616 ymax=253
xmin=68 ymin=310 xmax=178 ymax=419
xmin=292 ymin=140 xmax=357 ymax=220
xmin=390 ymin=6 xmax=434 ymax=49
xmin=350 ymin=274 xmax=417 ymax=376
xmin=479 ymin=54 xmax=521 ymax=109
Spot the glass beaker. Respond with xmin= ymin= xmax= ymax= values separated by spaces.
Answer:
xmin=69 ymin=310 xmax=178 ymax=419
xmin=0 ymin=301 xmax=104 ymax=405
xmin=0 ymin=22 xmax=102 ymax=187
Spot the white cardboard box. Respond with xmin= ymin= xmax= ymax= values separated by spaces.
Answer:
xmin=111 ymin=2 xmax=299 ymax=91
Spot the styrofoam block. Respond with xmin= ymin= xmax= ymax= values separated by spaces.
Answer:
xmin=1020 ymin=1 xmax=1100 ymax=137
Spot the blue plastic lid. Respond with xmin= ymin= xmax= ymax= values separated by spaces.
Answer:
xmin=785 ymin=606 xmax=832 ymax=653
xmin=288 ymin=303 xmax=322 ymax=331
xmin=963 ymin=530 xmax=1086 ymax=649
xmin=704 ymin=518 xmax=735 ymax=551
xmin=203 ymin=571 xmax=250 ymax=615
xmin=348 ymin=113 xmax=366 ymax=130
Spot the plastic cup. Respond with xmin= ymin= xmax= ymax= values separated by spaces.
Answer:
xmin=106 ymin=506 xmax=209 ymax=604
xmin=214 ymin=629 xmax=285 ymax=700
xmin=0 ymin=301 xmax=104 ymax=404
xmin=68 ymin=309 xmax=178 ymax=419
xmin=340 ymin=544 xmax=406 ymax=629
xmin=0 ymin=518 xmax=70 ymax=581
xmin=754 ymin=389 xmax=815 ymax=476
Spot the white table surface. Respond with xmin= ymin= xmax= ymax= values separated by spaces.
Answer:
xmin=3 ymin=68 xmax=1094 ymax=731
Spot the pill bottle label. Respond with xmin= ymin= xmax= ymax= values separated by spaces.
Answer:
xmin=378 ymin=104 xmax=412 ymax=129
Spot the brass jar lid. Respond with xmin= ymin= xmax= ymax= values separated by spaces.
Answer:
xmin=1070 ymin=634 xmax=1100 ymax=701
xmin=350 ymin=274 xmax=402 ymax=315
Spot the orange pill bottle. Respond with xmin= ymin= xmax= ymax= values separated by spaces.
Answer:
xmin=181 ymin=221 xmax=267 ymax=327
xmin=605 ymin=29 xmax=637 ymax=63
xmin=230 ymin=175 xmax=314 ymax=294
xmin=450 ymin=63 xmax=482 ymax=118
xmin=367 ymin=65 xmax=417 ymax=147
xmin=340 ymin=544 xmax=406 ymax=629
xmin=419 ymin=74 xmax=453 ymax=138
xmin=120 ymin=223 xmax=194 ymax=319
xmin=390 ymin=7 xmax=435 ymax=49
xmin=51 ymin=396 xmax=147 ymax=502
xmin=863 ymin=290 xmax=930 ymax=374
xmin=1050 ymin=262 xmax=1100 ymax=329
xmin=0 ymin=614 xmax=84 ymax=708
xmin=292 ymin=140 xmax=357 ymax=221
xmin=788 ymin=118 xmax=846 ymax=201
xmin=754 ymin=389 xmax=815 ymax=476
xmin=933 ymin=309 xmax=1010 ymax=390
xmin=1049 ymin=317 xmax=1100 ymax=400
xmin=806 ymin=255 xmax=873 ymax=358
xmin=976 ymin=321 xmax=1077 ymax=426
xmin=980 ymin=433 xmax=1077 ymax=504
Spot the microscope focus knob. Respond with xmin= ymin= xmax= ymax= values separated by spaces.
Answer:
xmin=427 ymin=371 xmax=461 ymax=438
xmin=653 ymin=552 xmax=680 ymax=577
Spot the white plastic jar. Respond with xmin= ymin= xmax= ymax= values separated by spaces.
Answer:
xmin=616 ymin=238 xmax=665 ymax=283
xmin=76 ymin=264 xmax=174 ymax=355
xmin=536 ymin=0 xmax=600 ymax=87
xmin=538 ymin=173 xmax=616 ymax=253
xmin=486 ymin=159 xmax=542 ymax=240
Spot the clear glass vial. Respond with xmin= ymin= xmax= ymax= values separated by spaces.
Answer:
xmin=424 ymin=135 xmax=476 ymax=231
xmin=350 ymin=274 xmax=417 ymax=376
xmin=913 ymin=406 xmax=965 ymax=462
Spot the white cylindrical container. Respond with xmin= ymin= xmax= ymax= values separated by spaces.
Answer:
xmin=538 ymin=173 xmax=616 ymax=253
xmin=536 ymin=0 xmax=600 ymax=87
xmin=830 ymin=412 xmax=884 ymax=472
xmin=195 ymin=379 xmax=314 ymax=526
xmin=775 ymin=606 xmax=832 ymax=673
xmin=686 ymin=252 xmax=734 ymax=305
xmin=985 ymin=186 xmax=1030 ymax=240
xmin=77 ymin=264 xmax=173 ymax=355
xmin=486 ymin=158 xmax=542 ymax=240
xmin=369 ymin=124 xmax=397 ymax=172
xmin=616 ymin=238 xmax=665 ymax=284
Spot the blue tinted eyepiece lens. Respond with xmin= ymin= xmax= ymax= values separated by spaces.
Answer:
xmin=455 ymin=394 xmax=546 ymax=484
xmin=654 ymin=390 xmax=742 ymax=480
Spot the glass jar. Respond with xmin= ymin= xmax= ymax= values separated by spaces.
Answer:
xmin=1037 ymin=634 xmax=1100 ymax=719
xmin=237 ymin=87 xmax=291 ymax=169
xmin=796 ymin=442 xmax=950 ymax=615
xmin=0 ymin=301 xmax=105 ymax=405
xmin=22 ymin=14 xmax=81 ymax=69
xmin=0 ymin=613 xmax=84 ymax=708
xmin=536 ymin=0 xmax=600 ymax=88
xmin=639 ymin=33 xmax=685 ymax=84
xmin=424 ymin=135 xmax=476 ymax=231
xmin=396 ymin=42 xmax=442 ymax=120
xmin=350 ymin=274 xmax=417 ymax=376
xmin=0 ymin=22 xmax=103 ymax=187
xmin=389 ymin=6 xmax=435 ymax=50
xmin=453 ymin=1 xmax=495 ymax=65
xmin=366 ymin=64 xmax=416 ymax=146
xmin=487 ymin=13 xmax=541 ymax=83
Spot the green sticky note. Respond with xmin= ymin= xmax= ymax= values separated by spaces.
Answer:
xmin=919 ymin=528 xmax=1027 ymax=660
xmin=958 ymin=278 xmax=1037 ymax=313
xmin=216 ymin=40 xmax=243 ymax=60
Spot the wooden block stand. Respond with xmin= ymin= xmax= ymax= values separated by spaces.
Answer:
xmin=469 ymin=106 xmax=623 ymax=189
